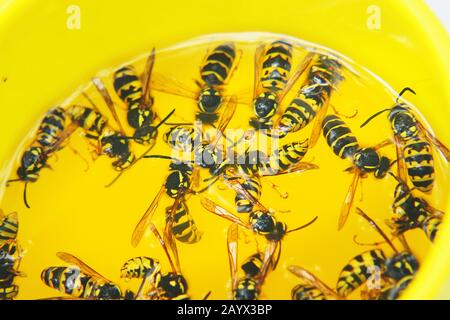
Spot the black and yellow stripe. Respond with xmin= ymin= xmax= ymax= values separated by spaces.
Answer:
xmin=164 ymin=125 xmax=201 ymax=152
xmin=260 ymin=40 xmax=293 ymax=92
xmin=336 ymin=249 xmax=386 ymax=297
xmin=292 ymin=284 xmax=327 ymax=300
xmin=200 ymin=43 xmax=236 ymax=87
xmin=278 ymin=56 xmax=343 ymax=136
xmin=403 ymin=137 xmax=434 ymax=192
xmin=67 ymin=106 xmax=107 ymax=136
xmin=168 ymin=202 xmax=202 ymax=244
xmin=422 ymin=214 xmax=441 ymax=242
xmin=0 ymin=212 xmax=18 ymax=241
xmin=41 ymin=266 xmax=122 ymax=299
xmin=41 ymin=266 xmax=93 ymax=298
xmin=113 ymin=66 xmax=144 ymax=107
xmin=241 ymin=253 xmax=264 ymax=278
xmin=235 ymin=176 xmax=262 ymax=213
xmin=0 ymin=285 xmax=18 ymax=300
xmin=121 ymin=257 xmax=161 ymax=280
xmin=322 ymin=115 xmax=359 ymax=159
xmin=36 ymin=107 xmax=66 ymax=148
xmin=269 ymin=140 xmax=309 ymax=173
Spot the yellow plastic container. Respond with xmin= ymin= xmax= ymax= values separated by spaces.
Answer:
xmin=0 ymin=0 xmax=449 ymax=299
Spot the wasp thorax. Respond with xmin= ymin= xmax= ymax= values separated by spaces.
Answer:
xmin=253 ymin=92 xmax=277 ymax=119
xmin=127 ymin=106 xmax=154 ymax=129
xmin=250 ymin=211 xmax=277 ymax=234
xmin=389 ymin=106 xmax=418 ymax=139
xmin=198 ymin=87 xmax=221 ymax=114
xmin=353 ymin=148 xmax=382 ymax=174
xmin=165 ymin=171 xmax=190 ymax=198
xmin=384 ymin=252 xmax=419 ymax=281
xmin=194 ymin=144 xmax=222 ymax=168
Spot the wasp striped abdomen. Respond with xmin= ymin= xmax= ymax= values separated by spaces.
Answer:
xmin=200 ymin=43 xmax=236 ymax=87
xmin=403 ymin=137 xmax=434 ymax=192
xmin=168 ymin=202 xmax=202 ymax=244
xmin=277 ymin=56 xmax=343 ymax=137
xmin=67 ymin=106 xmax=107 ymax=136
xmin=292 ymin=284 xmax=327 ymax=300
xmin=121 ymin=257 xmax=161 ymax=280
xmin=336 ymin=249 xmax=386 ymax=297
xmin=234 ymin=176 xmax=262 ymax=213
xmin=36 ymin=107 xmax=66 ymax=148
xmin=0 ymin=212 xmax=18 ymax=241
xmin=113 ymin=66 xmax=144 ymax=107
xmin=322 ymin=115 xmax=359 ymax=159
xmin=261 ymin=41 xmax=293 ymax=91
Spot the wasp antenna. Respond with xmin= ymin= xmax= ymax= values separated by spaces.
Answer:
xmin=356 ymin=208 xmax=398 ymax=253
xmin=360 ymin=108 xmax=391 ymax=128
xmin=288 ymin=216 xmax=318 ymax=233
xmin=23 ymin=182 xmax=30 ymax=209
xmin=155 ymin=109 xmax=176 ymax=130
xmin=143 ymin=155 xmax=178 ymax=161
xmin=397 ymin=87 xmax=416 ymax=102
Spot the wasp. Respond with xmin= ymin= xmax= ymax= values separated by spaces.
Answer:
xmin=227 ymin=223 xmax=277 ymax=300
xmin=336 ymin=208 xmax=419 ymax=300
xmin=201 ymin=178 xmax=317 ymax=249
xmin=41 ymin=252 xmax=123 ymax=300
xmin=288 ymin=265 xmax=344 ymax=300
xmin=0 ymin=210 xmax=23 ymax=300
xmin=130 ymin=152 xmax=202 ymax=248
xmin=249 ymin=41 xmax=312 ymax=130
xmin=360 ymin=87 xmax=450 ymax=193
xmin=67 ymin=103 xmax=135 ymax=171
xmin=128 ymin=221 xmax=189 ymax=300
xmin=151 ymin=42 xmax=240 ymax=124
xmin=274 ymin=54 xmax=355 ymax=143
xmin=385 ymin=173 xmax=444 ymax=242
xmin=7 ymin=108 xmax=78 ymax=208
xmin=111 ymin=49 xmax=170 ymax=145
xmin=161 ymin=96 xmax=238 ymax=173
xmin=322 ymin=114 xmax=392 ymax=229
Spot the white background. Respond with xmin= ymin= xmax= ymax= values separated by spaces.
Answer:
xmin=426 ymin=0 xmax=450 ymax=33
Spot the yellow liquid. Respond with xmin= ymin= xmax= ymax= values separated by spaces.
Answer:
xmin=1 ymin=33 xmax=448 ymax=300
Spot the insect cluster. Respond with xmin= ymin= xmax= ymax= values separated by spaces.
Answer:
xmin=2 ymin=38 xmax=450 ymax=300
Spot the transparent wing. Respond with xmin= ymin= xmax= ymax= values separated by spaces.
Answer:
xmin=151 ymin=72 xmax=198 ymax=100
xmin=253 ymin=43 xmax=266 ymax=98
xmin=92 ymin=77 xmax=126 ymax=136
xmin=148 ymin=223 xmax=178 ymax=275
xmin=141 ymin=48 xmax=156 ymax=107
xmin=338 ymin=171 xmax=360 ymax=230
xmin=225 ymin=178 xmax=269 ymax=212
xmin=394 ymin=135 xmax=408 ymax=183
xmin=417 ymin=121 xmax=450 ymax=161
xmin=269 ymin=161 xmax=319 ymax=177
xmin=56 ymin=252 xmax=112 ymax=283
xmin=164 ymin=194 xmax=186 ymax=274
xmin=277 ymin=52 xmax=315 ymax=103
xmin=288 ymin=265 xmax=342 ymax=299
xmin=131 ymin=185 xmax=166 ymax=247
xmin=227 ymin=223 xmax=239 ymax=292
xmin=309 ymin=100 xmax=330 ymax=148
xmin=200 ymin=198 xmax=252 ymax=230
xmin=211 ymin=95 xmax=238 ymax=147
